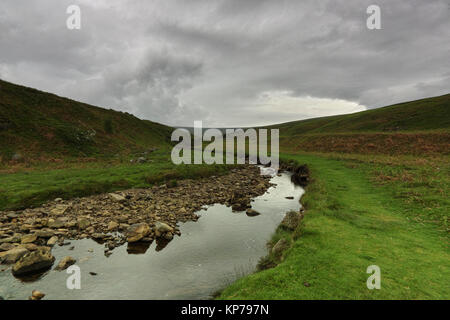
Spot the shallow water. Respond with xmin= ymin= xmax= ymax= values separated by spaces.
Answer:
xmin=0 ymin=170 xmax=304 ymax=300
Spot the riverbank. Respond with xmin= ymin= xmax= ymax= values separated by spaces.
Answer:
xmin=219 ymin=153 xmax=449 ymax=299
xmin=0 ymin=165 xmax=272 ymax=276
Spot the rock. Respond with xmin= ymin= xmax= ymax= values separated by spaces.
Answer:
xmin=303 ymin=282 xmax=311 ymax=287
xmin=107 ymin=221 xmax=119 ymax=231
xmin=50 ymin=205 xmax=69 ymax=216
xmin=246 ymin=209 xmax=261 ymax=217
xmin=109 ymin=193 xmax=126 ymax=203
xmin=12 ymin=248 xmax=55 ymax=276
xmin=280 ymin=211 xmax=301 ymax=230
xmin=31 ymin=290 xmax=45 ymax=300
xmin=285 ymin=196 xmax=294 ymax=200
xmin=0 ymin=243 xmax=15 ymax=252
xmin=137 ymin=157 xmax=147 ymax=163
xmin=126 ymin=223 xmax=150 ymax=242
xmin=154 ymin=222 xmax=174 ymax=234
xmin=47 ymin=236 xmax=58 ymax=246
xmin=0 ymin=247 xmax=29 ymax=264
xmin=48 ymin=218 xmax=65 ymax=229
xmin=11 ymin=153 xmax=22 ymax=161
xmin=7 ymin=212 xmax=19 ymax=220
xmin=54 ymin=198 xmax=63 ymax=202
xmin=21 ymin=234 xmax=37 ymax=244
xmin=271 ymin=238 xmax=289 ymax=256
xmin=163 ymin=232 xmax=174 ymax=241
xmin=77 ymin=218 xmax=91 ymax=230
xmin=55 ymin=256 xmax=76 ymax=271
xmin=35 ymin=230 xmax=54 ymax=238
xmin=89 ymin=272 xmax=97 ymax=276
xmin=21 ymin=243 xmax=38 ymax=251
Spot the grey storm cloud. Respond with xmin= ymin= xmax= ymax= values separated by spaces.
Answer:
xmin=0 ymin=0 xmax=449 ymax=127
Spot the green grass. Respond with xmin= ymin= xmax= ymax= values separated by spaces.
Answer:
xmin=0 ymin=153 xmax=232 ymax=211
xmin=219 ymin=153 xmax=449 ymax=299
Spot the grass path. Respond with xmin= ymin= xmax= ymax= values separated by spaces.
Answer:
xmin=219 ymin=154 xmax=449 ymax=299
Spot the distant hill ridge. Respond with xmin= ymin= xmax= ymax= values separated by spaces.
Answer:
xmin=268 ymin=93 xmax=450 ymax=155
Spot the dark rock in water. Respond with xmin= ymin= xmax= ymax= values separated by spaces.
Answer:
xmin=12 ymin=248 xmax=55 ymax=276
xmin=280 ymin=211 xmax=303 ymax=231
xmin=285 ymin=196 xmax=294 ymax=200
xmin=89 ymin=272 xmax=97 ymax=276
xmin=246 ymin=209 xmax=261 ymax=217
xmin=155 ymin=238 xmax=170 ymax=252
xmin=127 ymin=242 xmax=151 ymax=254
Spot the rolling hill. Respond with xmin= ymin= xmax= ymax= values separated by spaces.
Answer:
xmin=0 ymin=79 xmax=173 ymax=162
xmin=269 ymin=94 xmax=450 ymax=155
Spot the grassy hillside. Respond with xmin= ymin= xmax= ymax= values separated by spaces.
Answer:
xmin=0 ymin=79 xmax=173 ymax=162
xmin=270 ymin=94 xmax=450 ymax=155
xmin=272 ymin=94 xmax=450 ymax=135
xmin=219 ymin=153 xmax=449 ymax=299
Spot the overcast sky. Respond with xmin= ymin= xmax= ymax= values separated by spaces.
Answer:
xmin=1 ymin=0 xmax=449 ymax=127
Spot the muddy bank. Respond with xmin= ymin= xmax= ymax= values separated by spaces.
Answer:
xmin=0 ymin=165 xmax=272 ymax=274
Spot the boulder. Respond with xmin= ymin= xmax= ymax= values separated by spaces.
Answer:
xmin=126 ymin=223 xmax=150 ymax=242
xmin=0 ymin=247 xmax=29 ymax=264
xmin=12 ymin=248 xmax=55 ymax=276
xmin=280 ymin=211 xmax=302 ymax=230
xmin=55 ymin=256 xmax=76 ymax=271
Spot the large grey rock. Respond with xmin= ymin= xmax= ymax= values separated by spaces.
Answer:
xmin=12 ymin=248 xmax=55 ymax=276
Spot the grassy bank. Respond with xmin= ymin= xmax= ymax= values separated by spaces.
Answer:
xmin=219 ymin=153 xmax=449 ymax=299
xmin=0 ymin=152 xmax=232 ymax=211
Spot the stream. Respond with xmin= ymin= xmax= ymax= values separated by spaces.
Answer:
xmin=0 ymin=168 xmax=304 ymax=300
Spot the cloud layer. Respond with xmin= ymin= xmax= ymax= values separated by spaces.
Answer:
xmin=1 ymin=0 xmax=449 ymax=127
